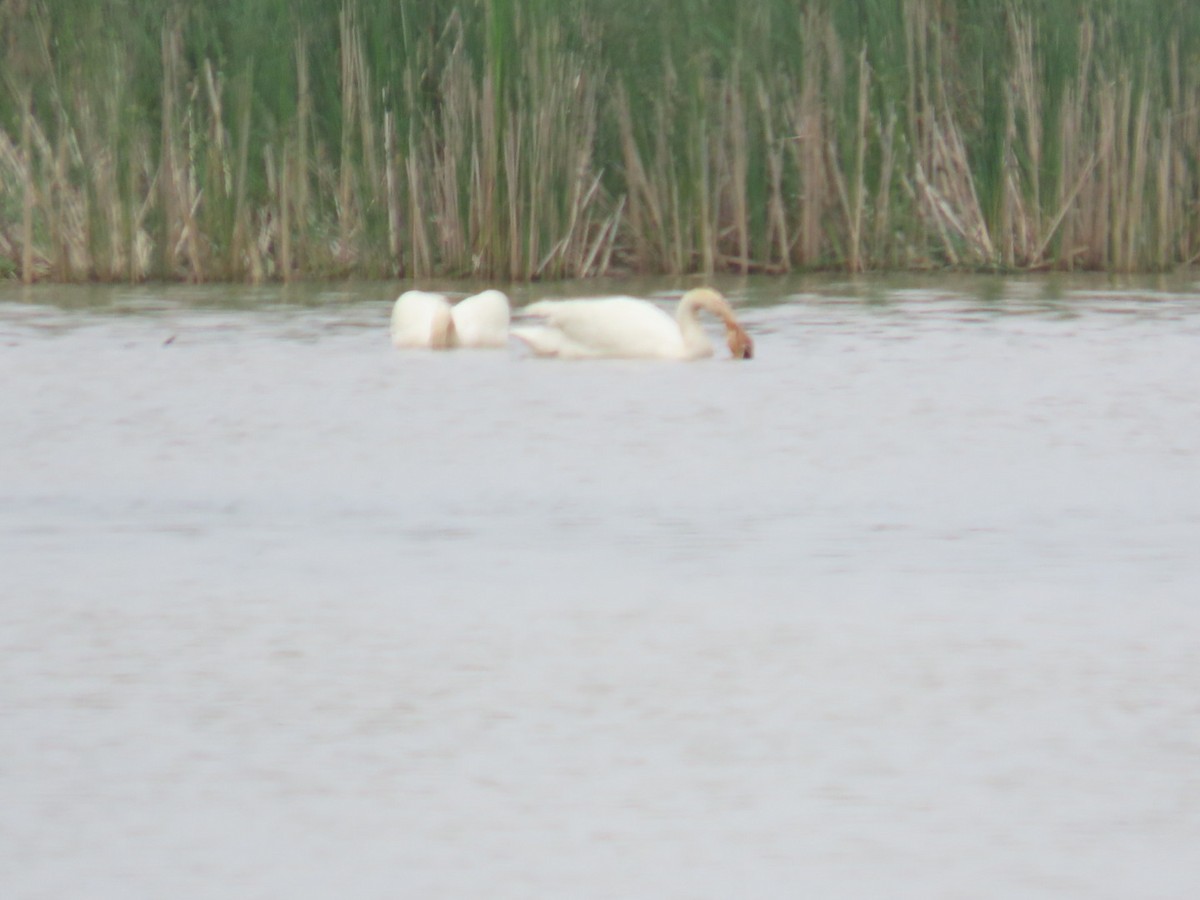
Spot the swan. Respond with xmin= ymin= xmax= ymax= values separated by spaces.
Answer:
xmin=511 ymin=287 xmax=753 ymax=360
xmin=450 ymin=289 xmax=510 ymax=348
xmin=391 ymin=290 xmax=455 ymax=349
xmin=390 ymin=289 xmax=511 ymax=349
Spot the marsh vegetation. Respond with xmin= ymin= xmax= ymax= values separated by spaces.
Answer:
xmin=3 ymin=0 xmax=1200 ymax=282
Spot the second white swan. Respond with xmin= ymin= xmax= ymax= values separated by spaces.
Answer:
xmin=390 ymin=289 xmax=511 ymax=349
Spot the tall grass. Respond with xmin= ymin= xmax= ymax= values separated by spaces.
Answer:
xmin=3 ymin=0 xmax=1200 ymax=281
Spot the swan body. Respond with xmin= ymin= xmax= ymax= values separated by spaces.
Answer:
xmin=390 ymin=289 xmax=511 ymax=349
xmin=451 ymin=289 xmax=510 ymax=347
xmin=391 ymin=290 xmax=455 ymax=349
xmin=511 ymin=287 xmax=753 ymax=360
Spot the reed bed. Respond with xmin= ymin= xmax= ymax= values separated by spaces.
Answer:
xmin=3 ymin=0 xmax=1200 ymax=282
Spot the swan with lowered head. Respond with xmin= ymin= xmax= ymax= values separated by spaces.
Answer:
xmin=510 ymin=287 xmax=753 ymax=360
xmin=390 ymin=289 xmax=511 ymax=349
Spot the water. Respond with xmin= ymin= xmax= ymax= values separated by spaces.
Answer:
xmin=3 ymin=276 xmax=1200 ymax=898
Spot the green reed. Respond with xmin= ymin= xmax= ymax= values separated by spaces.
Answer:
xmin=2 ymin=0 xmax=1199 ymax=281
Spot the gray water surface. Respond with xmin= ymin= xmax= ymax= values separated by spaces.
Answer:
xmin=3 ymin=277 xmax=1200 ymax=898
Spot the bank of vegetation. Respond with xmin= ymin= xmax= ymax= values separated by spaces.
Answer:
xmin=2 ymin=0 xmax=1199 ymax=282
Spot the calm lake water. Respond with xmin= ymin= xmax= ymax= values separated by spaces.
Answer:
xmin=3 ymin=275 xmax=1199 ymax=898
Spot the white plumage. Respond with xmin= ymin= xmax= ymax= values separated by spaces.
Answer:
xmin=511 ymin=287 xmax=753 ymax=360
xmin=390 ymin=290 xmax=455 ymax=349
xmin=390 ymin=289 xmax=511 ymax=349
xmin=450 ymin=289 xmax=511 ymax=348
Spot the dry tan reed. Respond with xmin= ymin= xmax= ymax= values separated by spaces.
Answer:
xmin=3 ymin=2 xmax=1199 ymax=281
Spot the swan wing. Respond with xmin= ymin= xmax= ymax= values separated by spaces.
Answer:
xmin=391 ymin=291 xmax=453 ymax=348
xmin=451 ymin=290 xmax=511 ymax=347
xmin=522 ymin=297 xmax=684 ymax=358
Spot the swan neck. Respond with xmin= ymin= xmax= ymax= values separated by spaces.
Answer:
xmin=675 ymin=296 xmax=712 ymax=356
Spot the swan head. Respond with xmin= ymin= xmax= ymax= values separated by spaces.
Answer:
xmin=727 ymin=322 xmax=754 ymax=359
xmin=681 ymin=287 xmax=754 ymax=360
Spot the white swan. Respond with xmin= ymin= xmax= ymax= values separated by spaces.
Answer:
xmin=390 ymin=289 xmax=511 ymax=349
xmin=511 ymin=287 xmax=753 ymax=360
xmin=450 ymin=289 xmax=510 ymax=348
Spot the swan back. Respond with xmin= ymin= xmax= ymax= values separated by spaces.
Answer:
xmin=451 ymin=289 xmax=511 ymax=348
xmin=391 ymin=291 xmax=455 ymax=349
xmin=515 ymin=297 xmax=686 ymax=359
